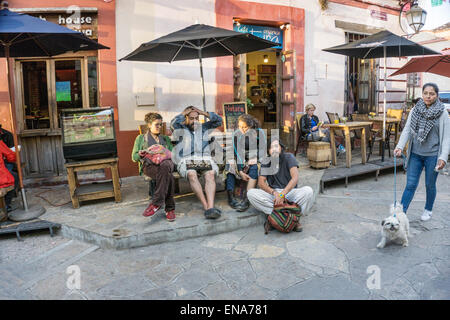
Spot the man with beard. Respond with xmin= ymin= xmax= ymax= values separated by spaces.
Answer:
xmin=247 ymin=139 xmax=314 ymax=217
xmin=171 ymin=106 xmax=223 ymax=219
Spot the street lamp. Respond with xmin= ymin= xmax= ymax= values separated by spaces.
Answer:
xmin=399 ymin=1 xmax=427 ymax=34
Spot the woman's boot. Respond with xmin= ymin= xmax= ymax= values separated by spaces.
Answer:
xmin=227 ymin=190 xmax=240 ymax=209
xmin=236 ymin=190 xmax=250 ymax=212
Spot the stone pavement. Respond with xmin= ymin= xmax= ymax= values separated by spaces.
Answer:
xmin=11 ymin=155 xmax=322 ymax=249
xmin=1 ymin=161 xmax=448 ymax=300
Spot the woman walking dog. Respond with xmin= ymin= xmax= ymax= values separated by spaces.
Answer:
xmin=394 ymin=83 xmax=450 ymax=221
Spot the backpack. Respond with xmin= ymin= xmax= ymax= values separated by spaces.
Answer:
xmin=265 ymin=202 xmax=302 ymax=234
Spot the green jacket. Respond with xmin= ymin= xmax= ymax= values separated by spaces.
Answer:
xmin=132 ymin=134 xmax=173 ymax=175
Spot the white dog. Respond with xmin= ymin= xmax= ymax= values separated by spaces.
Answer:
xmin=377 ymin=204 xmax=410 ymax=249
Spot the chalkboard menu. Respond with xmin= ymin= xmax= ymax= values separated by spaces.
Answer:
xmin=223 ymin=102 xmax=247 ymax=131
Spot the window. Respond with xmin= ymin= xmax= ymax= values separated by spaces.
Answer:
xmin=22 ymin=61 xmax=50 ymax=130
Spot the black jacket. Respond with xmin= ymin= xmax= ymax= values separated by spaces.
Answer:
xmin=0 ymin=127 xmax=14 ymax=148
xmin=300 ymin=114 xmax=319 ymax=137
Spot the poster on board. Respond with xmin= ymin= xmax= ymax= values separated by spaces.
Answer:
xmin=222 ymin=102 xmax=247 ymax=131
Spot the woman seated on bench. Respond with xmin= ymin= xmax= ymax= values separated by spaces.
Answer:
xmin=225 ymin=114 xmax=266 ymax=212
xmin=132 ymin=112 xmax=176 ymax=222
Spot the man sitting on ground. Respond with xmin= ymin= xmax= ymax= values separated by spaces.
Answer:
xmin=247 ymin=139 xmax=314 ymax=219
xmin=170 ymin=106 xmax=223 ymax=219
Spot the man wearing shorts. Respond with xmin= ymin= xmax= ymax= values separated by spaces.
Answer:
xmin=171 ymin=106 xmax=223 ymax=219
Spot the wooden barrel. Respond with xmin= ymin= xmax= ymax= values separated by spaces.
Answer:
xmin=307 ymin=141 xmax=331 ymax=169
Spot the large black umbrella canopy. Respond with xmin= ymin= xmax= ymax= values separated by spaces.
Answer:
xmin=0 ymin=8 xmax=109 ymax=57
xmin=323 ymin=30 xmax=439 ymax=162
xmin=119 ymin=24 xmax=278 ymax=110
xmin=323 ymin=30 xmax=439 ymax=58
xmin=0 ymin=7 xmax=109 ymax=216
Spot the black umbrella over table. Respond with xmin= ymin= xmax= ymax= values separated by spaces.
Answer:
xmin=0 ymin=6 xmax=108 ymax=218
xmin=120 ymin=24 xmax=278 ymax=111
xmin=323 ymin=30 xmax=439 ymax=161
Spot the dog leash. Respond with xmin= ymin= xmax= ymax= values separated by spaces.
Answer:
xmin=393 ymin=153 xmax=406 ymax=217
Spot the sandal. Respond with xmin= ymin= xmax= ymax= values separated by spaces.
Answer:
xmin=205 ymin=208 xmax=221 ymax=219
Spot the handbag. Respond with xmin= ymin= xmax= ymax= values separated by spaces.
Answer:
xmin=142 ymin=144 xmax=172 ymax=166
xmin=265 ymin=201 xmax=302 ymax=234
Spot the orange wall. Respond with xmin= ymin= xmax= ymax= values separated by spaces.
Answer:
xmin=215 ymin=0 xmax=305 ymax=118
xmin=1 ymin=1 xmax=138 ymax=177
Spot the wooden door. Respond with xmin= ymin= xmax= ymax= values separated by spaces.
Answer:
xmin=279 ymin=50 xmax=297 ymax=151
xmin=15 ymin=57 xmax=92 ymax=178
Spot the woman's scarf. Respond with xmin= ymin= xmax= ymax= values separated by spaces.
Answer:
xmin=410 ymin=98 xmax=445 ymax=144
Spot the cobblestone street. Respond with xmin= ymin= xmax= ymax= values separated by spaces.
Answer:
xmin=1 ymin=170 xmax=449 ymax=300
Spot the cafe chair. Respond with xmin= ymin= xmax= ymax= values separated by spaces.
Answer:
xmin=326 ymin=112 xmax=355 ymax=150
xmin=294 ymin=113 xmax=308 ymax=156
xmin=351 ymin=113 xmax=382 ymax=162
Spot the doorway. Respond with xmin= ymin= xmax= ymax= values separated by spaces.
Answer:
xmin=234 ymin=49 xmax=279 ymax=130
xmin=345 ymin=32 xmax=378 ymax=115
xmin=15 ymin=55 xmax=99 ymax=178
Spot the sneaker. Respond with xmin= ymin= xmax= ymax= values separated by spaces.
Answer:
xmin=165 ymin=210 xmax=176 ymax=222
xmin=143 ymin=203 xmax=160 ymax=217
xmin=421 ymin=210 xmax=432 ymax=221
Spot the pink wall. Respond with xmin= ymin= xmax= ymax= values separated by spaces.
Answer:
xmin=215 ymin=0 xmax=305 ymax=120
xmin=0 ymin=1 xmax=140 ymax=177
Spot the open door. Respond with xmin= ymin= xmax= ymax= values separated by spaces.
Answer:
xmin=278 ymin=50 xmax=297 ymax=151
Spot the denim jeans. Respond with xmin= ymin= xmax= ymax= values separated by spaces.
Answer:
xmin=226 ymin=164 xmax=258 ymax=191
xmin=4 ymin=162 xmax=18 ymax=207
xmin=401 ymin=152 xmax=439 ymax=213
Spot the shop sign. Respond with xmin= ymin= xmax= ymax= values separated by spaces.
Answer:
xmin=30 ymin=11 xmax=98 ymax=39
xmin=431 ymin=0 xmax=443 ymax=7
xmin=233 ymin=24 xmax=283 ymax=49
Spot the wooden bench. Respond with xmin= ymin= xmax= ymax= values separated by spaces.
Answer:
xmin=64 ymin=157 xmax=121 ymax=208
xmin=0 ymin=185 xmax=14 ymax=222
xmin=139 ymin=130 xmax=233 ymax=197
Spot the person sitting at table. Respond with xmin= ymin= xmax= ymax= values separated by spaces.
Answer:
xmin=224 ymin=114 xmax=266 ymax=212
xmin=132 ymin=112 xmax=176 ymax=222
xmin=247 ymin=139 xmax=314 ymax=221
xmin=170 ymin=106 xmax=223 ymax=219
xmin=0 ymin=140 xmax=17 ymax=214
xmin=300 ymin=103 xmax=345 ymax=154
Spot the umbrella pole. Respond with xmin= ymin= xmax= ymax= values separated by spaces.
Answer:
xmin=382 ymin=46 xmax=387 ymax=162
xmin=198 ymin=50 xmax=206 ymax=112
xmin=5 ymin=46 xmax=45 ymax=219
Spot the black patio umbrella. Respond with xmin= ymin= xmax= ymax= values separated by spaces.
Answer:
xmin=119 ymin=24 xmax=278 ymax=111
xmin=323 ymin=30 xmax=439 ymax=162
xmin=0 ymin=6 xmax=108 ymax=218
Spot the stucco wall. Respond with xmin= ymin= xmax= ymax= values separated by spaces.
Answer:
xmin=239 ymin=0 xmax=403 ymax=121
xmin=115 ymin=0 xmax=217 ymax=131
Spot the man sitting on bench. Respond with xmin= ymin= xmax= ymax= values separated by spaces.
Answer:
xmin=170 ymin=106 xmax=223 ymax=219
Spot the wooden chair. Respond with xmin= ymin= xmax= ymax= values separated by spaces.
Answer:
xmin=351 ymin=114 xmax=382 ymax=162
xmin=326 ymin=112 xmax=355 ymax=149
xmin=294 ymin=113 xmax=308 ymax=156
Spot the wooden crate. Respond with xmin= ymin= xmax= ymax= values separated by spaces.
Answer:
xmin=307 ymin=141 xmax=331 ymax=169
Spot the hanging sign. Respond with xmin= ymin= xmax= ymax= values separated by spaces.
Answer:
xmin=233 ymin=24 xmax=283 ymax=49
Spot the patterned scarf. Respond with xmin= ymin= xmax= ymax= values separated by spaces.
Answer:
xmin=409 ymin=98 xmax=445 ymax=144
